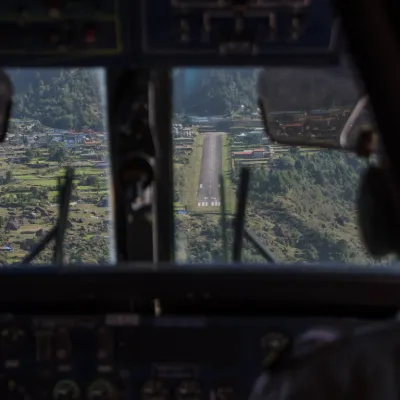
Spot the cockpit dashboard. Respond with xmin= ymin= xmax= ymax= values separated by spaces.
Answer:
xmin=0 ymin=0 xmax=397 ymax=398
xmin=0 ymin=264 xmax=395 ymax=400
xmin=0 ymin=264 xmax=397 ymax=399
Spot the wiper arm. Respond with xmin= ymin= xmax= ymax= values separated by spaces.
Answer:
xmin=219 ymin=173 xmax=228 ymax=263
xmin=21 ymin=226 xmax=57 ymax=264
xmin=244 ymin=227 xmax=277 ymax=263
xmin=232 ymin=167 xmax=277 ymax=263
xmin=232 ymin=168 xmax=250 ymax=262
xmin=54 ymin=167 xmax=74 ymax=265
xmin=21 ymin=167 xmax=74 ymax=265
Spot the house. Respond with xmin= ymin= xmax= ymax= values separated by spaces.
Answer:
xmin=81 ymin=153 xmax=99 ymax=160
xmin=174 ymin=145 xmax=193 ymax=155
xmin=232 ymin=147 xmax=272 ymax=159
xmin=232 ymin=150 xmax=253 ymax=159
xmin=252 ymin=148 xmax=265 ymax=158
xmin=182 ymin=128 xmax=194 ymax=137
xmin=94 ymin=162 xmax=108 ymax=169
xmin=49 ymin=133 xmax=63 ymax=142
xmin=84 ymin=140 xmax=102 ymax=148
xmin=0 ymin=246 xmax=12 ymax=252
xmin=64 ymin=133 xmax=87 ymax=144
xmin=7 ymin=156 xmax=28 ymax=164
xmin=264 ymin=146 xmax=274 ymax=156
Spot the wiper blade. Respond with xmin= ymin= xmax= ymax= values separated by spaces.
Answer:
xmin=21 ymin=167 xmax=74 ymax=265
xmin=232 ymin=168 xmax=250 ymax=262
xmin=219 ymin=173 xmax=228 ymax=263
xmin=232 ymin=167 xmax=277 ymax=263
xmin=244 ymin=227 xmax=277 ymax=263
xmin=54 ymin=167 xmax=74 ymax=265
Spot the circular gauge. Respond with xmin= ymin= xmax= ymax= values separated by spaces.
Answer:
xmin=53 ymin=379 xmax=81 ymax=400
xmin=216 ymin=387 xmax=235 ymax=400
xmin=2 ymin=379 xmax=28 ymax=400
xmin=176 ymin=381 xmax=201 ymax=400
xmin=87 ymin=379 xmax=115 ymax=400
xmin=141 ymin=380 xmax=168 ymax=400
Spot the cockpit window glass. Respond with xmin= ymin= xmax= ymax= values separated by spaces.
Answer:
xmin=173 ymin=68 xmax=394 ymax=265
xmin=0 ymin=68 xmax=113 ymax=265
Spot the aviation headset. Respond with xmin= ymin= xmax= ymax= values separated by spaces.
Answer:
xmin=357 ymin=130 xmax=400 ymax=258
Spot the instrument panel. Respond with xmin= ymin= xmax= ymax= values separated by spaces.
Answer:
xmin=143 ymin=0 xmax=339 ymax=61
xmin=0 ymin=0 xmax=340 ymax=66
xmin=0 ymin=0 xmax=123 ymax=65
xmin=0 ymin=314 xmax=372 ymax=399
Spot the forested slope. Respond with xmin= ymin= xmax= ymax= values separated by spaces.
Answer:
xmin=7 ymin=68 xmax=104 ymax=130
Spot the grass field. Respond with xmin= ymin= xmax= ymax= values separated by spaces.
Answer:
xmin=181 ymin=134 xmax=204 ymax=211
xmin=221 ymin=134 xmax=235 ymax=214
xmin=0 ymin=144 xmax=110 ymax=263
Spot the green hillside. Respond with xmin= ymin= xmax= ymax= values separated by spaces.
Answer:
xmin=8 ymin=68 xmax=104 ymax=130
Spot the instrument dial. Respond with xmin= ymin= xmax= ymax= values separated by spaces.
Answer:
xmin=141 ymin=380 xmax=168 ymax=400
xmin=1 ymin=328 xmax=26 ymax=360
xmin=96 ymin=327 xmax=114 ymax=361
xmin=53 ymin=379 xmax=81 ymax=400
xmin=176 ymin=381 xmax=201 ymax=400
xmin=87 ymin=379 xmax=115 ymax=400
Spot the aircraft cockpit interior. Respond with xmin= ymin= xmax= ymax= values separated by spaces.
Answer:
xmin=0 ymin=0 xmax=399 ymax=398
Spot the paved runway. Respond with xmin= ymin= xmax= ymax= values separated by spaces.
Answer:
xmin=197 ymin=133 xmax=223 ymax=207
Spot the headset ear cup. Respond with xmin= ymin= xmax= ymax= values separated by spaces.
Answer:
xmin=358 ymin=166 xmax=397 ymax=257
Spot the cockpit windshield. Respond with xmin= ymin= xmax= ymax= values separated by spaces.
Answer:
xmin=0 ymin=68 xmax=113 ymax=265
xmin=173 ymin=68 xmax=393 ymax=265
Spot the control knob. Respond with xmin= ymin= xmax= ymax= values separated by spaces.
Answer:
xmin=53 ymin=328 xmax=71 ymax=362
xmin=176 ymin=381 xmax=201 ymax=400
xmin=141 ymin=380 xmax=168 ymax=400
xmin=96 ymin=327 xmax=114 ymax=361
xmin=1 ymin=329 xmax=26 ymax=361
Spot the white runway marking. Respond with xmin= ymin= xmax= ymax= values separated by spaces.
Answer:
xmin=198 ymin=201 xmax=221 ymax=207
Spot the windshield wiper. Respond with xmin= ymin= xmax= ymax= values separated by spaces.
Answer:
xmin=232 ymin=167 xmax=277 ymax=263
xmin=21 ymin=167 xmax=74 ymax=265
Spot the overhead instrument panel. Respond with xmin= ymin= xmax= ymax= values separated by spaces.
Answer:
xmin=142 ymin=0 xmax=341 ymax=65
xmin=0 ymin=0 xmax=126 ymax=66
xmin=0 ymin=0 xmax=340 ymax=66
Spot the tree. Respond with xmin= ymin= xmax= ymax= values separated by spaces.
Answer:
xmin=182 ymin=114 xmax=190 ymax=125
xmin=48 ymin=143 xmax=67 ymax=163
xmin=25 ymin=149 xmax=34 ymax=161
xmin=5 ymin=170 xmax=12 ymax=183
